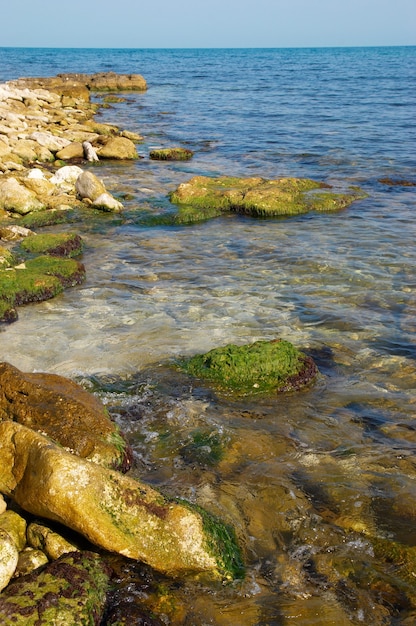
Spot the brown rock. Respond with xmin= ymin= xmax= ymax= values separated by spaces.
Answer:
xmin=0 ymin=362 xmax=130 ymax=471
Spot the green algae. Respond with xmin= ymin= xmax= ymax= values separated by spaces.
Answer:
xmin=0 ymin=551 xmax=110 ymax=625
xmin=175 ymin=499 xmax=245 ymax=582
xmin=178 ymin=339 xmax=318 ymax=395
xmin=20 ymin=232 xmax=84 ymax=258
xmin=170 ymin=175 xmax=367 ymax=219
xmin=18 ymin=208 xmax=78 ymax=229
xmin=150 ymin=147 xmax=194 ymax=161
xmin=180 ymin=429 xmax=226 ymax=466
xmin=0 ymin=255 xmax=85 ymax=323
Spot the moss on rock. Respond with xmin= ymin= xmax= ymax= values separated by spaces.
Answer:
xmin=178 ymin=339 xmax=318 ymax=395
xmin=20 ymin=233 xmax=84 ymax=258
xmin=0 ymin=551 xmax=110 ymax=625
xmin=170 ymin=175 xmax=367 ymax=219
xmin=0 ymin=255 xmax=85 ymax=323
xmin=150 ymin=147 xmax=194 ymax=161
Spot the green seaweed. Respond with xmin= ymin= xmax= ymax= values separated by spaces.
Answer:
xmin=170 ymin=175 xmax=367 ymax=219
xmin=178 ymin=339 xmax=318 ymax=394
xmin=176 ymin=498 xmax=245 ymax=582
xmin=20 ymin=232 xmax=84 ymax=257
xmin=150 ymin=147 xmax=194 ymax=161
xmin=180 ymin=429 xmax=226 ymax=466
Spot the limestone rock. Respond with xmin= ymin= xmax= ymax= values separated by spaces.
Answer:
xmin=75 ymin=170 xmax=106 ymax=201
xmin=0 ymin=177 xmax=45 ymax=214
xmin=0 ymin=551 xmax=110 ymax=624
xmin=0 ymin=362 xmax=129 ymax=471
xmin=13 ymin=547 xmax=49 ymax=578
xmin=0 ymin=528 xmax=18 ymax=592
xmin=27 ymin=521 xmax=79 ymax=560
xmin=0 ymin=421 xmax=243 ymax=580
xmin=50 ymin=164 xmax=83 ymax=192
xmin=28 ymin=131 xmax=71 ymax=153
xmin=55 ymin=141 xmax=84 ymax=160
xmin=97 ymin=136 xmax=138 ymax=160
xmin=0 ymin=511 xmax=27 ymax=552
xmin=92 ymin=192 xmax=123 ymax=212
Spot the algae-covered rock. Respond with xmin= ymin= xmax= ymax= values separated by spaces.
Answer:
xmin=0 ymin=361 xmax=130 ymax=471
xmin=178 ymin=339 xmax=318 ymax=394
xmin=170 ymin=175 xmax=366 ymax=218
xmin=14 ymin=547 xmax=49 ymax=578
xmin=0 ymin=255 xmax=85 ymax=323
xmin=20 ymin=232 xmax=84 ymax=258
xmin=150 ymin=147 xmax=194 ymax=161
xmin=0 ymin=551 xmax=110 ymax=625
xmin=0 ymin=421 xmax=243 ymax=581
xmin=27 ymin=521 xmax=80 ymax=560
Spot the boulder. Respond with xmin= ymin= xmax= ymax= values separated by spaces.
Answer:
xmin=97 ymin=136 xmax=138 ymax=160
xmin=92 ymin=192 xmax=123 ymax=212
xmin=75 ymin=170 xmax=106 ymax=201
xmin=0 ymin=361 xmax=129 ymax=471
xmin=13 ymin=547 xmax=49 ymax=578
xmin=178 ymin=339 xmax=318 ymax=395
xmin=0 ymin=421 xmax=244 ymax=581
xmin=0 ymin=177 xmax=45 ymax=214
xmin=50 ymin=164 xmax=83 ymax=192
xmin=170 ymin=175 xmax=367 ymax=218
xmin=55 ymin=141 xmax=84 ymax=160
xmin=0 ymin=529 xmax=18 ymax=592
xmin=27 ymin=521 xmax=79 ymax=560
xmin=0 ymin=551 xmax=110 ymax=624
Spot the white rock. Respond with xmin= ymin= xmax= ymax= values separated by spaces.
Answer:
xmin=29 ymin=131 xmax=71 ymax=152
xmin=27 ymin=168 xmax=47 ymax=180
xmin=50 ymin=165 xmax=84 ymax=192
xmin=92 ymin=192 xmax=123 ymax=212
xmin=0 ymin=529 xmax=19 ymax=592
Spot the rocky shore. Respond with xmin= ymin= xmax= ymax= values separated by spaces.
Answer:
xmin=0 ymin=72 xmax=246 ymax=624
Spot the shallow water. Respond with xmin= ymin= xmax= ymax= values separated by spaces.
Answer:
xmin=0 ymin=47 xmax=415 ymax=624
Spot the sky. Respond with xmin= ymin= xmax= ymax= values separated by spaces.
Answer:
xmin=1 ymin=0 xmax=415 ymax=48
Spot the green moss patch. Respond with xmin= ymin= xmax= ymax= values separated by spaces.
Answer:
xmin=178 ymin=339 xmax=318 ymax=395
xmin=150 ymin=147 xmax=194 ymax=161
xmin=170 ymin=175 xmax=367 ymax=219
xmin=20 ymin=233 xmax=84 ymax=258
xmin=0 ymin=255 xmax=85 ymax=323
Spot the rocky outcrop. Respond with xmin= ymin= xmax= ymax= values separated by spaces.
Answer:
xmin=0 ymin=421 xmax=243 ymax=581
xmin=0 ymin=362 xmax=131 ymax=471
xmin=170 ymin=175 xmax=367 ymax=219
xmin=12 ymin=72 xmax=147 ymax=95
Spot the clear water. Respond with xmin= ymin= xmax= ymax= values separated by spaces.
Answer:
xmin=0 ymin=47 xmax=415 ymax=624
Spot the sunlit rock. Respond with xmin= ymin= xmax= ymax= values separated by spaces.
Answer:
xmin=0 ymin=362 xmax=129 ymax=471
xmin=0 ymin=421 xmax=243 ymax=580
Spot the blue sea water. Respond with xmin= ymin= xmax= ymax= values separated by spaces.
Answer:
xmin=0 ymin=47 xmax=416 ymax=624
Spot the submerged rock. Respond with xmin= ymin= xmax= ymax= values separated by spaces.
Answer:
xmin=0 ymin=361 xmax=130 ymax=471
xmin=0 ymin=421 xmax=244 ymax=581
xmin=170 ymin=175 xmax=367 ymax=219
xmin=0 ymin=551 xmax=110 ymax=625
xmin=178 ymin=339 xmax=318 ymax=395
xmin=150 ymin=147 xmax=194 ymax=161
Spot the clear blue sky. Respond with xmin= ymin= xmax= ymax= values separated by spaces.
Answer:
xmin=2 ymin=0 xmax=415 ymax=48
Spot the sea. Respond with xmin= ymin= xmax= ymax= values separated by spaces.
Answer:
xmin=0 ymin=47 xmax=415 ymax=625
